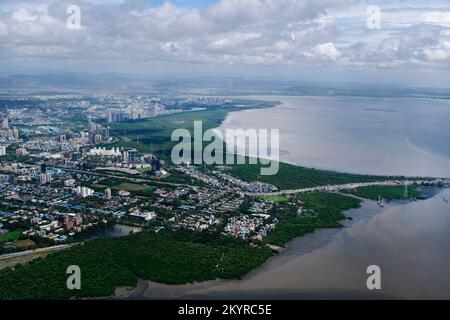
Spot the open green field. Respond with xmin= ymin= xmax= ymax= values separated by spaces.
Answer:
xmin=342 ymin=185 xmax=424 ymax=201
xmin=0 ymin=230 xmax=22 ymax=244
xmin=143 ymin=185 xmax=157 ymax=193
xmin=0 ymin=230 xmax=272 ymax=299
xmin=90 ymin=180 xmax=158 ymax=198
xmin=112 ymin=182 xmax=145 ymax=192
xmin=109 ymin=100 xmax=278 ymax=159
xmin=258 ymin=194 xmax=289 ymax=203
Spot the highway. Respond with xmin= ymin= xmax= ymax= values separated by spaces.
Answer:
xmin=55 ymin=167 xmax=186 ymax=188
xmin=0 ymin=244 xmax=72 ymax=260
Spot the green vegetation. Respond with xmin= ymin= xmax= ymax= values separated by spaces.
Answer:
xmin=258 ymin=194 xmax=288 ymax=203
xmin=343 ymin=184 xmax=424 ymax=201
xmin=110 ymin=100 xmax=277 ymax=159
xmin=113 ymin=182 xmax=145 ymax=192
xmin=0 ymin=230 xmax=22 ymax=244
xmin=110 ymin=100 xmax=400 ymax=192
xmin=90 ymin=179 xmax=158 ymax=197
xmin=265 ymin=192 xmax=361 ymax=246
xmin=0 ymin=230 xmax=272 ymax=299
xmin=143 ymin=185 xmax=157 ymax=193
xmin=229 ymin=161 xmax=398 ymax=190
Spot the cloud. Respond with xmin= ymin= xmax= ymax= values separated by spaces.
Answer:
xmin=424 ymin=42 xmax=450 ymax=62
xmin=422 ymin=11 xmax=450 ymax=27
xmin=0 ymin=0 xmax=449 ymax=73
xmin=305 ymin=42 xmax=342 ymax=61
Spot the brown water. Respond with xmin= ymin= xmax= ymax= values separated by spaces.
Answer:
xmin=219 ymin=96 xmax=450 ymax=177
xmin=126 ymin=188 xmax=450 ymax=300
xmin=124 ymin=96 xmax=450 ymax=300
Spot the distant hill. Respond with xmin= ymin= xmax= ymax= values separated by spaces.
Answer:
xmin=1 ymin=72 xmax=450 ymax=99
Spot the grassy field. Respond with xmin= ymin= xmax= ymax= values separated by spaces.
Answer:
xmin=91 ymin=179 xmax=158 ymax=194
xmin=109 ymin=100 xmax=278 ymax=159
xmin=343 ymin=185 xmax=424 ymax=201
xmin=0 ymin=230 xmax=22 ymax=244
xmin=143 ymin=185 xmax=157 ymax=193
xmin=112 ymin=182 xmax=145 ymax=192
xmin=258 ymin=194 xmax=289 ymax=203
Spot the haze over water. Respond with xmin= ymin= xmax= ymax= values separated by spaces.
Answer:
xmin=220 ymin=96 xmax=450 ymax=177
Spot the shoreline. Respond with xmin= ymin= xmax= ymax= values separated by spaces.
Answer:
xmin=111 ymin=189 xmax=440 ymax=300
xmin=100 ymin=95 xmax=450 ymax=299
xmin=2 ymin=96 xmax=448 ymax=299
xmin=219 ymin=95 xmax=450 ymax=178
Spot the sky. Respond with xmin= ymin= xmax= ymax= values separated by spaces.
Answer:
xmin=1 ymin=0 xmax=450 ymax=86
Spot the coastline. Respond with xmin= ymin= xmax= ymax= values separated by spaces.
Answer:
xmin=110 ymin=194 xmax=419 ymax=300
xmin=110 ymin=186 xmax=448 ymax=300
xmin=103 ymin=95 xmax=449 ymax=299
xmin=2 ymin=96 xmax=448 ymax=299
xmin=219 ymin=95 xmax=450 ymax=178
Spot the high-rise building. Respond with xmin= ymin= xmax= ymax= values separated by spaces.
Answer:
xmin=40 ymin=172 xmax=52 ymax=184
xmin=94 ymin=134 xmax=102 ymax=145
xmin=123 ymin=149 xmax=139 ymax=163
xmin=105 ymin=188 xmax=112 ymax=200
xmin=1 ymin=118 xmax=8 ymax=130
xmin=64 ymin=179 xmax=76 ymax=187
xmin=88 ymin=116 xmax=93 ymax=132
xmin=0 ymin=146 xmax=6 ymax=156
xmin=40 ymin=163 xmax=47 ymax=174
xmin=12 ymin=128 xmax=19 ymax=140
xmin=88 ymin=132 xmax=95 ymax=145
xmin=76 ymin=186 xmax=94 ymax=198
xmin=71 ymin=152 xmax=81 ymax=161
xmin=15 ymin=148 xmax=28 ymax=157
xmin=151 ymin=157 xmax=161 ymax=171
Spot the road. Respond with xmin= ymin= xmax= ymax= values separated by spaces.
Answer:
xmin=0 ymin=244 xmax=73 ymax=261
xmin=55 ymin=167 xmax=186 ymax=188
xmin=245 ymin=179 xmax=431 ymax=196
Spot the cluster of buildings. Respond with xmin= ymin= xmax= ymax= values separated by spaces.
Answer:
xmin=173 ymin=214 xmax=222 ymax=232
xmin=214 ymin=171 xmax=278 ymax=193
xmin=0 ymin=94 xmax=308 ymax=256
xmin=225 ymin=215 xmax=278 ymax=241
xmin=176 ymin=166 xmax=278 ymax=194
xmin=87 ymin=147 xmax=122 ymax=157
xmin=0 ymin=203 xmax=101 ymax=246
xmin=0 ymin=115 xmax=21 ymax=154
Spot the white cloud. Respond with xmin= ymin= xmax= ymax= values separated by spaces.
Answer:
xmin=424 ymin=42 xmax=450 ymax=62
xmin=0 ymin=0 xmax=450 ymax=72
xmin=422 ymin=11 xmax=450 ymax=27
xmin=305 ymin=42 xmax=341 ymax=61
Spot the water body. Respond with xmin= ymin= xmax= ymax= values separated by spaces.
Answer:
xmin=219 ymin=96 xmax=450 ymax=177
xmin=125 ymin=96 xmax=450 ymax=300
xmin=133 ymin=188 xmax=450 ymax=300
